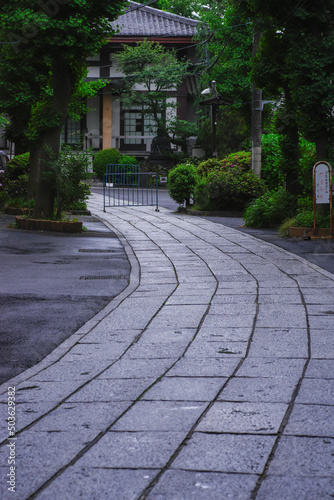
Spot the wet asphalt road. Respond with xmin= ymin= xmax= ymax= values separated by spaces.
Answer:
xmin=0 ymin=213 xmax=130 ymax=383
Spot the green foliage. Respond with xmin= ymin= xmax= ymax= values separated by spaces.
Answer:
xmin=195 ymin=167 xmax=267 ymax=211
xmin=197 ymin=158 xmax=222 ymax=178
xmin=261 ymin=134 xmax=285 ymax=190
xmin=167 ymin=163 xmax=198 ymax=205
xmin=156 ymin=0 xmax=202 ymax=18
xmin=44 ymin=147 xmax=91 ymax=219
xmin=116 ymin=40 xmax=190 ymax=138
xmin=294 ymin=197 xmax=330 ymax=228
xmin=93 ymin=149 xmax=121 ymax=178
xmin=244 ymin=189 xmax=296 ymax=228
xmin=93 ymin=149 xmax=138 ymax=179
xmin=118 ymin=155 xmax=138 ymax=166
xmin=294 ymin=210 xmax=330 ymax=229
xmin=220 ymin=151 xmax=251 ymax=171
xmin=299 ymin=139 xmax=316 ymax=195
xmin=2 ymin=153 xmax=30 ymax=199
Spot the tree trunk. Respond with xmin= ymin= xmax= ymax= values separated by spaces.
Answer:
xmin=28 ymin=60 xmax=73 ymax=218
xmin=315 ymin=135 xmax=328 ymax=162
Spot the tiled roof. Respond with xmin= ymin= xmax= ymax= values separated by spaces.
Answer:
xmin=111 ymin=1 xmax=198 ymax=37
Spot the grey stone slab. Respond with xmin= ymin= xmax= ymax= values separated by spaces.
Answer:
xmin=57 ymin=342 xmax=129 ymax=362
xmin=165 ymin=295 xmax=211 ymax=305
xmin=29 ymin=401 xmax=129 ymax=434
xmin=295 ymin=378 xmax=334 ymax=405
xmin=267 ymin=436 xmax=334 ymax=477
xmin=0 ymin=431 xmax=87 ymax=499
xmin=302 ymin=291 xmax=334 ymax=304
xmin=147 ymin=470 xmax=258 ymax=500
xmin=35 ymin=467 xmax=157 ymax=500
xmin=307 ymin=304 xmax=334 ymax=315
xmin=171 ymin=433 xmax=275 ymax=474
xmin=98 ymin=358 xmax=175 ymax=379
xmin=209 ymin=303 xmax=257 ymax=315
xmin=113 ymin=401 xmax=207 ymax=431
xmin=67 ymin=378 xmax=155 ymax=403
xmin=310 ymin=330 xmax=334 ymax=358
xmin=202 ymin=314 xmax=255 ymax=328
xmin=258 ymin=294 xmax=303 ymax=304
xmin=15 ymin=380 xmax=82 ymax=403
xmin=78 ymin=431 xmax=184 ymax=468
xmin=308 ymin=315 xmax=334 ymax=329
xmin=96 ymin=306 xmax=160 ymax=329
xmin=219 ymin=376 xmax=297 ymax=403
xmin=166 ymin=357 xmax=241 ymax=377
xmin=79 ymin=329 xmax=141 ymax=345
xmin=305 ymin=359 xmax=334 ymax=378
xmin=285 ymin=404 xmax=334 ymax=437
xmin=124 ymin=341 xmax=187 ymax=359
xmin=148 ymin=305 xmax=209 ymax=329
xmin=237 ymin=357 xmax=306 ymax=379
xmin=142 ymin=377 xmax=225 ymax=402
xmin=196 ymin=327 xmax=253 ymax=342
xmin=140 ymin=327 xmax=196 ymax=344
xmin=211 ymin=294 xmax=256 ymax=304
xmin=185 ymin=341 xmax=247 ymax=358
xmin=197 ymin=401 xmax=287 ymax=434
xmin=256 ymin=304 xmax=307 ymax=329
xmin=248 ymin=328 xmax=308 ymax=358
xmin=256 ymin=476 xmax=334 ymax=500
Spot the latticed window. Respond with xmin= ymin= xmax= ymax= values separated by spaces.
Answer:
xmin=121 ymin=108 xmax=161 ymax=150
xmin=61 ymin=119 xmax=82 ymax=147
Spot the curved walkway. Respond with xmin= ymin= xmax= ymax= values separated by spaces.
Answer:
xmin=1 ymin=192 xmax=334 ymax=499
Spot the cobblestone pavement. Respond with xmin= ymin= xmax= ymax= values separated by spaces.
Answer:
xmin=1 ymin=192 xmax=334 ymax=499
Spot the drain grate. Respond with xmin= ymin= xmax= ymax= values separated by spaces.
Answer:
xmin=79 ymin=249 xmax=115 ymax=253
xmin=80 ymin=275 xmax=127 ymax=280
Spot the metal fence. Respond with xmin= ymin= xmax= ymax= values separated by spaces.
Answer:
xmin=103 ymin=169 xmax=159 ymax=212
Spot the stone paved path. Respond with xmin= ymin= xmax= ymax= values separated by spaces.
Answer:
xmin=1 ymin=192 xmax=334 ymax=499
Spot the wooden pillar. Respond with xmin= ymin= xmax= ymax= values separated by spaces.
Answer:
xmin=102 ymin=92 xmax=112 ymax=150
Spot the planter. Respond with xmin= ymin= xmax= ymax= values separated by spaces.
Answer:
xmin=289 ymin=227 xmax=333 ymax=239
xmin=4 ymin=205 xmax=34 ymax=216
xmin=15 ymin=216 xmax=83 ymax=233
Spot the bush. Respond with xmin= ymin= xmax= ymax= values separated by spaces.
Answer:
xmin=244 ymin=189 xmax=296 ymax=228
xmin=118 ymin=154 xmax=138 ymax=166
xmin=220 ymin=151 xmax=251 ymax=171
xmin=3 ymin=153 xmax=30 ymax=200
xmin=197 ymin=158 xmax=222 ymax=178
xmin=167 ymin=163 xmax=197 ymax=206
xmin=45 ymin=147 xmax=91 ymax=218
xmin=195 ymin=167 xmax=267 ymax=212
xmin=93 ymin=148 xmax=121 ymax=179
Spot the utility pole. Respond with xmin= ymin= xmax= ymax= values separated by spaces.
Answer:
xmin=251 ymin=30 xmax=262 ymax=177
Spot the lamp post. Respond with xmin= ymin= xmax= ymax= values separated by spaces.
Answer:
xmin=199 ymin=81 xmax=231 ymax=158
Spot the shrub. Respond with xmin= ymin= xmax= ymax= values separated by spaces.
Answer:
xmin=3 ymin=153 xmax=30 ymax=199
xmin=45 ymin=147 xmax=91 ymax=218
xmin=167 ymin=163 xmax=197 ymax=206
xmin=197 ymin=158 xmax=222 ymax=178
xmin=220 ymin=151 xmax=251 ymax=171
xmin=118 ymin=154 xmax=138 ymax=166
xmin=195 ymin=167 xmax=267 ymax=211
xmin=93 ymin=148 xmax=121 ymax=179
xmin=244 ymin=189 xmax=296 ymax=228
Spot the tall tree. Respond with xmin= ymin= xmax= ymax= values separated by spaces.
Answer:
xmin=116 ymin=40 xmax=195 ymax=152
xmin=0 ymin=0 xmax=127 ymax=217
xmin=239 ymin=0 xmax=334 ymax=162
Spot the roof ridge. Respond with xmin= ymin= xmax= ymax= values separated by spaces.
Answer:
xmin=126 ymin=1 xmax=199 ymax=26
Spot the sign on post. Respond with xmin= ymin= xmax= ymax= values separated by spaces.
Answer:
xmin=313 ymin=161 xmax=333 ymax=236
